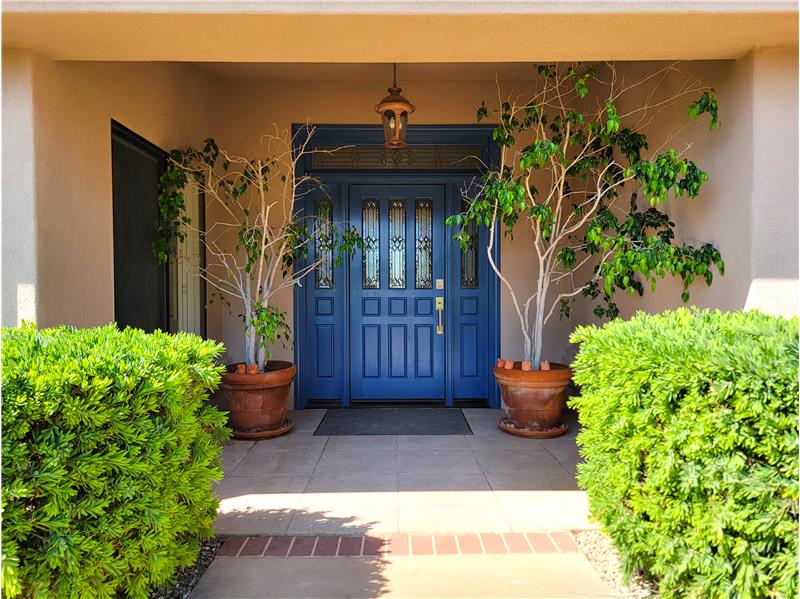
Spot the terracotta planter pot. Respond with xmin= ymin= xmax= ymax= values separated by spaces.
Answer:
xmin=221 ymin=360 xmax=296 ymax=440
xmin=493 ymin=362 xmax=571 ymax=438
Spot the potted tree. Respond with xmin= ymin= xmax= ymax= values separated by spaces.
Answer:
xmin=448 ymin=63 xmax=724 ymax=437
xmin=161 ymin=126 xmax=359 ymax=439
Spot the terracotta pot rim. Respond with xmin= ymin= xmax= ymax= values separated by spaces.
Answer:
xmin=493 ymin=362 xmax=571 ymax=385
xmin=226 ymin=360 xmax=294 ymax=372
xmin=222 ymin=361 xmax=297 ymax=388
xmin=497 ymin=361 xmax=570 ymax=370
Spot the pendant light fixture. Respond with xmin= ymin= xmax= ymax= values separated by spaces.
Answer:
xmin=375 ymin=63 xmax=415 ymax=149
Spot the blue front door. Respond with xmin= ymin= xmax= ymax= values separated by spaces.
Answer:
xmin=349 ymin=184 xmax=446 ymax=400
xmin=298 ymin=175 xmax=496 ymax=407
xmin=294 ymin=123 xmax=500 ymax=409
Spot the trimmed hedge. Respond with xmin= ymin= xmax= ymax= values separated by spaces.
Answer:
xmin=2 ymin=324 xmax=229 ymax=598
xmin=570 ymin=309 xmax=798 ymax=598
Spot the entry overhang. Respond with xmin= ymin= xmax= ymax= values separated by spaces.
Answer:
xmin=2 ymin=1 xmax=797 ymax=62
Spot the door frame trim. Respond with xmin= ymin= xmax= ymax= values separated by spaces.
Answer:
xmin=292 ymin=124 xmax=501 ymax=408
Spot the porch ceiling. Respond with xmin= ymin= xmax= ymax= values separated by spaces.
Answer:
xmin=3 ymin=4 xmax=797 ymax=63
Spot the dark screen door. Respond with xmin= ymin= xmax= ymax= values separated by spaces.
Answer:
xmin=111 ymin=122 xmax=167 ymax=332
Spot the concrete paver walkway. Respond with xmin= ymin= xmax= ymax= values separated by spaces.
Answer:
xmin=191 ymin=552 xmax=614 ymax=598
xmin=214 ymin=409 xmax=592 ymax=536
xmin=192 ymin=408 xmax=614 ymax=598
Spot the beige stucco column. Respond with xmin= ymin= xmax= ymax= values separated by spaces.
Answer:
xmin=2 ymin=48 xmax=38 ymax=327
xmin=750 ymin=47 xmax=798 ymax=279
xmin=745 ymin=47 xmax=799 ymax=317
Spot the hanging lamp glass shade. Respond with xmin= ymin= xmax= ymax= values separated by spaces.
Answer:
xmin=375 ymin=64 xmax=415 ymax=149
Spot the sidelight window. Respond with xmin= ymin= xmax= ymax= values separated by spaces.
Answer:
xmin=314 ymin=198 xmax=334 ymax=289
xmin=460 ymin=199 xmax=478 ymax=288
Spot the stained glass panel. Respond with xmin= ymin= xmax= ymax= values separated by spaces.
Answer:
xmin=388 ymin=199 xmax=406 ymax=288
xmin=415 ymin=198 xmax=433 ymax=289
xmin=314 ymin=199 xmax=333 ymax=289
xmin=312 ymin=144 xmax=484 ymax=171
xmin=362 ymin=199 xmax=380 ymax=288
xmin=460 ymin=199 xmax=478 ymax=288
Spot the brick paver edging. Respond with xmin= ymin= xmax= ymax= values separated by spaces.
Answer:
xmin=217 ymin=532 xmax=580 ymax=558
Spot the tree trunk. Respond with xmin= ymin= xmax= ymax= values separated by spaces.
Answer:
xmin=245 ymin=315 xmax=257 ymax=366
xmin=529 ymin=274 xmax=548 ymax=369
xmin=257 ymin=344 xmax=266 ymax=373
xmin=531 ymin=308 xmax=544 ymax=370
xmin=523 ymin=336 xmax=533 ymax=363
xmin=528 ymin=257 xmax=546 ymax=370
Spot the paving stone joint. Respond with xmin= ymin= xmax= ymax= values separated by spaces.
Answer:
xmin=217 ymin=531 xmax=581 ymax=558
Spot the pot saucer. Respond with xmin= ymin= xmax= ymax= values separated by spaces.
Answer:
xmin=498 ymin=417 xmax=568 ymax=438
xmin=232 ymin=419 xmax=294 ymax=440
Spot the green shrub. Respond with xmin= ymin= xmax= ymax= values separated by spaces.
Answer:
xmin=570 ymin=308 xmax=798 ymax=599
xmin=2 ymin=324 xmax=229 ymax=598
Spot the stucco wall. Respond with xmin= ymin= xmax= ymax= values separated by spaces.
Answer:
xmin=1 ymin=53 xmax=219 ymax=328
xmin=2 ymin=51 xmax=796 ymax=369
xmin=572 ymin=59 xmax=753 ymax=327
xmin=750 ymin=47 xmax=799 ymax=280
xmin=2 ymin=49 xmax=38 ymax=327
xmin=572 ymin=50 xmax=798 ymax=337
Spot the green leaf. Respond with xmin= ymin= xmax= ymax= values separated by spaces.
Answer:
xmin=688 ymin=90 xmax=720 ymax=130
xmin=605 ymin=100 xmax=620 ymax=134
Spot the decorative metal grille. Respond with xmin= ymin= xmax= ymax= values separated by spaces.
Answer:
xmin=361 ymin=199 xmax=380 ymax=288
xmin=460 ymin=199 xmax=478 ymax=288
xmin=312 ymin=145 xmax=484 ymax=171
xmin=314 ymin=199 xmax=334 ymax=289
xmin=388 ymin=199 xmax=407 ymax=288
xmin=415 ymin=198 xmax=433 ymax=289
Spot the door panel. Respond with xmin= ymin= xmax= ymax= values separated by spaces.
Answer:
xmin=301 ymin=184 xmax=348 ymax=401
xmin=349 ymin=184 xmax=446 ymax=400
xmin=449 ymin=192 xmax=490 ymax=401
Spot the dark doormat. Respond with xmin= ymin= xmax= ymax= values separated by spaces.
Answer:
xmin=313 ymin=408 xmax=473 ymax=436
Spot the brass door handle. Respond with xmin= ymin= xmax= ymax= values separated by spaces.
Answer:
xmin=435 ymin=297 xmax=444 ymax=335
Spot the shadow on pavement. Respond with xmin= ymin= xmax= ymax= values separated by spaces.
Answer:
xmin=192 ymin=508 xmax=389 ymax=599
